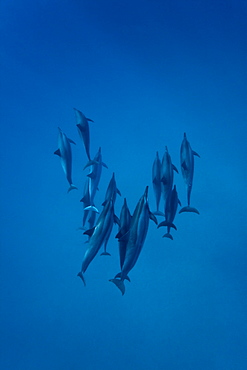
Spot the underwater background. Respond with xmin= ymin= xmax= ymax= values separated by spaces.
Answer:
xmin=1 ymin=0 xmax=247 ymax=369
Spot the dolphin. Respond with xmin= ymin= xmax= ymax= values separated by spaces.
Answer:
xmin=74 ymin=107 xmax=93 ymax=161
xmin=115 ymin=198 xmax=132 ymax=270
xmin=152 ymin=152 xmax=164 ymax=216
xmin=83 ymin=147 xmax=108 ymax=213
xmin=54 ymin=127 xmax=77 ymax=192
xmin=110 ymin=186 xmax=157 ymax=295
xmin=179 ymin=133 xmax=200 ymax=214
xmin=160 ymin=146 xmax=178 ymax=207
xmin=77 ymin=199 xmax=118 ymax=285
xmin=102 ymin=172 xmax=121 ymax=206
xmin=158 ymin=185 xmax=181 ymax=240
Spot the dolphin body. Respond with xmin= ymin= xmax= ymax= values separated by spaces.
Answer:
xmin=152 ymin=152 xmax=164 ymax=216
xmin=158 ymin=185 xmax=181 ymax=240
xmin=115 ymin=198 xmax=132 ymax=270
xmin=110 ymin=186 xmax=157 ymax=295
xmin=54 ymin=127 xmax=77 ymax=193
xmin=102 ymin=172 xmax=121 ymax=206
xmin=74 ymin=108 xmax=93 ymax=161
xmin=83 ymin=147 xmax=108 ymax=213
xmin=160 ymin=146 xmax=178 ymax=207
xmin=179 ymin=133 xmax=200 ymax=214
xmin=77 ymin=199 xmax=118 ymax=285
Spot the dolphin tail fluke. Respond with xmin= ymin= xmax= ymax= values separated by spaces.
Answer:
xmin=163 ymin=233 xmax=173 ymax=240
xmin=77 ymin=271 xmax=86 ymax=286
xmin=109 ymin=278 xmax=125 ymax=295
xmin=100 ymin=252 xmax=111 ymax=256
xmin=179 ymin=206 xmax=200 ymax=214
xmin=84 ymin=205 xmax=99 ymax=213
xmin=67 ymin=184 xmax=78 ymax=193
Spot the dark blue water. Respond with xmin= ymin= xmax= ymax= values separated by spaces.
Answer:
xmin=1 ymin=1 xmax=246 ymax=369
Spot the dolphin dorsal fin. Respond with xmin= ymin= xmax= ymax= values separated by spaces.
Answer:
xmin=192 ymin=150 xmax=200 ymax=158
xmin=54 ymin=149 xmax=61 ymax=156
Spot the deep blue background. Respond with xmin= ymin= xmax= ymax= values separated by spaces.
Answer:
xmin=1 ymin=1 xmax=247 ymax=369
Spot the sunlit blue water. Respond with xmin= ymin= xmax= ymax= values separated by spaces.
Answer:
xmin=1 ymin=1 xmax=246 ymax=369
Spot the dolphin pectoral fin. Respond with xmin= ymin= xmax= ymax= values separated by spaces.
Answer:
xmin=68 ymin=138 xmax=76 ymax=145
xmin=178 ymin=199 xmax=182 ymax=206
xmin=77 ymin=271 xmax=86 ymax=286
xmin=102 ymin=162 xmax=108 ymax=168
xmin=80 ymin=195 xmax=88 ymax=203
xmin=83 ymin=160 xmax=99 ymax=170
xmin=84 ymin=205 xmax=99 ymax=213
xmin=86 ymin=118 xmax=94 ymax=122
xmin=153 ymin=210 xmax=165 ymax=217
xmin=172 ymin=164 xmax=179 ymax=173
xmin=158 ymin=221 xmax=177 ymax=230
xmin=54 ymin=149 xmax=61 ymax=156
xmin=109 ymin=278 xmax=125 ymax=295
xmin=192 ymin=150 xmax=200 ymax=158
xmin=116 ymin=230 xmax=130 ymax=242
xmin=163 ymin=233 xmax=173 ymax=240
xmin=117 ymin=188 xmax=121 ymax=196
xmin=149 ymin=212 xmax=158 ymax=225
xmin=179 ymin=206 xmax=200 ymax=214
xmin=157 ymin=221 xmax=167 ymax=228
xmin=83 ymin=227 xmax=95 ymax=237
xmin=67 ymin=184 xmax=78 ymax=193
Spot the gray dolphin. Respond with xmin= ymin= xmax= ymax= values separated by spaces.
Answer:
xmin=152 ymin=151 xmax=164 ymax=216
xmin=179 ymin=133 xmax=200 ymax=214
xmin=74 ymin=108 xmax=93 ymax=161
xmin=115 ymin=198 xmax=132 ymax=271
xmin=54 ymin=127 xmax=77 ymax=192
xmin=77 ymin=199 xmax=118 ymax=285
xmin=158 ymin=185 xmax=181 ymax=240
xmin=110 ymin=186 xmax=157 ymax=295
xmin=160 ymin=146 xmax=178 ymax=207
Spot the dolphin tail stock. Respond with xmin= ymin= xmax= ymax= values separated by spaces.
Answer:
xmin=163 ymin=232 xmax=173 ymax=240
xmin=179 ymin=206 xmax=200 ymax=214
xmin=109 ymin=278 xmax=125 ymax=295
xmin=67 ymin=184 xmax=78 ymax=193
xmin=77 ymin=271 xmax=86 ymax=286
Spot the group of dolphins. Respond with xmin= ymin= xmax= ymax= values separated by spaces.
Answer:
xmin=54 ymin=108 xmax=200 ymax=295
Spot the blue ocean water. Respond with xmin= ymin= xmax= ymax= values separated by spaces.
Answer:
xmin=1 ymin=0 xmax=246 ymax=369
